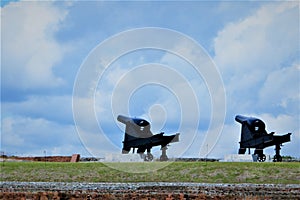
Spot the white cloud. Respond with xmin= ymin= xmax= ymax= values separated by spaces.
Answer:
xmin=73 ymin=96 xmax=100 ymax=133
xmin=210 ymin=124 xmax=241 ymax=158
xmin=107 ymin=64 xmax=200 ymax=127
xmin=214 ymin=2 xmax=298 ymax=75
xmin=2 ymin=1 xmax=69 ymax=90
xmin=213 ymin=2 xmax=299 ymax=113
xmin=1 ymin=116 xmax=88 ymax=156
xmin=259 ymin=63 xmax=300 ymax=113
xmin=2 ymin=95 xmax=73 ymax=124
xmin=74 ymin=126 xmax=119 ymax=157
xmin=211 ymin=2 xmax=299 ymax=158
xmin=257 ymin=113 xmax=298 ymax=134
xmin=1 ymin=118 xmax=25 ymax=148
xmin=213 ymin=2 xmax=299 ymax=108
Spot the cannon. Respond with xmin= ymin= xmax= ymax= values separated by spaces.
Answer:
xmin=235 ymin=115 xmax=291 ymax=162
xmin=117 ymin=115 xmax=179 ymax=161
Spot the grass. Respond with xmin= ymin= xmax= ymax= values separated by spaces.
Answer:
xmin=1 ymin=161 xmax=300 ymax=184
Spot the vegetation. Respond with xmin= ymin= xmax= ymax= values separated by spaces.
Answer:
xmin=1 ymin=161 xmax=300 ymax=184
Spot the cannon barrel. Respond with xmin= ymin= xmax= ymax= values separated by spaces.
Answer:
xmin=235 ymin=115 xmax=266 ymax=130
xmin=117 ymin=115 xmax=132 ymax=124
xmin=235 ymin=115 xmax=249 ymax=124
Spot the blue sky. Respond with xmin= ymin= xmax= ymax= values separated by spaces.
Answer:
xmin=1 ymin=1 xmax=299 ymax=158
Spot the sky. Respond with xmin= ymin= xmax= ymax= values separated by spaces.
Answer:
xmin=1 ymin=1 xmax=299 ymax=159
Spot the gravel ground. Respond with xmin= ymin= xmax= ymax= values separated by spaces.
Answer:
xmin=1 ymin=182 xmax=300 ymax=199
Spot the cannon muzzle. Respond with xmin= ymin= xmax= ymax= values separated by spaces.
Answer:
xmin=117 ymin=115 xmax=131 ymax=124
xmin=235 ymin=115 xmax=249 ymax=124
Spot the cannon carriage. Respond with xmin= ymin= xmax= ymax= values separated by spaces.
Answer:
xmin=235 ymin=115 xmax=291 ymax=162
xmin=117 ymin=115 xmax=179 ymax=161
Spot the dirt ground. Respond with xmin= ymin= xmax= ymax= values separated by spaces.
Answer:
xmin=1 ymin=182 xmax=299 ymax=200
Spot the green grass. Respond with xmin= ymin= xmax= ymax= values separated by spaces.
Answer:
xmin=1 ymin=161 xmax=300 ymax=184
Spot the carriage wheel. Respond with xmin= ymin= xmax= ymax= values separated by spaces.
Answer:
xmin=144 ymin=153 xmax=153 ymax=161
xmin=257 ymin=154 xmax=266 ymax=162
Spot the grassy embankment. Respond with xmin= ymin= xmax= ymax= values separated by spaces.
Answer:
xmin=1 ymin=161 xmax=299 ymax=184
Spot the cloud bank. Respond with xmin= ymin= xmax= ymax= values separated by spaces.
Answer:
xmin=1 ymin=1 xmax=299 ymax=159
xmin=2 ymin=1 xmax=69 ymax=92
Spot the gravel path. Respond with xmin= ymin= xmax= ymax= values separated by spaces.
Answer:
xmin=1 ymin=182 xmax=300 ymax=199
